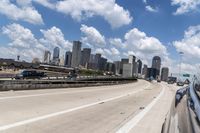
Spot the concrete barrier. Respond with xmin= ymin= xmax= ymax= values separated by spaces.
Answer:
xmin=0 ymin=78 xmax=137 ymax=91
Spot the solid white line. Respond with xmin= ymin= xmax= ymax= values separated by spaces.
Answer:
xmin=116 ymin=84 xmax=165 ymax=133
xmin=0 ymin=84 xmax=151 ymax=131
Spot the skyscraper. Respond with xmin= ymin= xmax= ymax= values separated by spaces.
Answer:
xmin=161 ymin=67 xmax=169 ymax=81
xmin=52 ymin=47 xmax=60 ymax=65
xmin=43 ymin=50 xmax=51 ymax=64
xmin=71 ymin=41 xmax=82 ymax=68
xmin=137 ymin=59 xmax=142 ymax=74
xmin=114 ymin=61 xmax=121 ymax=75
xmin=95 ymin=53 xmax=101 ymax=70
xmin=128 ymin=55 xmax=136 ymax=64
xmin=81 ymin=48 xmax=91 ymax=67
xmin=152 ymin=56 xmax=161 ymax=76
xmin=64 ymin=51 xmax=72 ymax=67
xmin=142 ymin=64 xmax=148 ymax=78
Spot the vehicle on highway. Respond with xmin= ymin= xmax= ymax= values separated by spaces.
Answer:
xmin=14 ymin=70 xmax=46 ymax=79
xmin=162 ymin=76 xmax=200 ymax=133
xmin=176 ymin=80 xmax=185 ymax=86
xmin=167 ymin=76 xmax=177 ymax=84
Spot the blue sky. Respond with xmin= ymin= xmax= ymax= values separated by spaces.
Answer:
xmin=1 ymin=0 xmax=200 ymax=74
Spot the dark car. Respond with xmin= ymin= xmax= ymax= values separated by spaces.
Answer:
xmin=14 ymin=70 xmax=46 ymax=79
xmin=162 ymin=76 xmax=200 ymax=133
xmin=176 ymin=81 xmax=185 ymax=86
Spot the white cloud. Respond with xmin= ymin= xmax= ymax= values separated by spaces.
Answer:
xmin=33 ymin=0 xmax=55 ymax=9
xmin=1 ymin=23 xmax=72 ymax=61
xmin=171 ymin=0 xmax=200 ymax=15
xmin=80 ymin=24 xmax=106 ymax=47
xmin=145 ymin=5 xmax=158 ymax=12
xmin=173 ymin=25 xmax=200 ymax=63
xmin=111 ymin=47 xmax=120 ymax=55
xmin=109 ymin=38 xmax=125 ymax=48
xmin=0 ymin=0 xmax=43 ymax=25
xmin=40 ymin=26 xmax=72 ymax=51
xmin=56 ymin=0 xmax=132 ymax=28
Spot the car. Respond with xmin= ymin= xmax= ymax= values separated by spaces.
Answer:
xmin=161 ymin=77 xmax=200 ymax=133
xmin=14 ymin=70 xmax=46 ymax=79
xmin=176 ymin=81 xmax=184 ymax=86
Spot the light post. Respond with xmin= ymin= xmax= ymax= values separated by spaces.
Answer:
xmin=179 ymin=52 xmax=184 ymax=81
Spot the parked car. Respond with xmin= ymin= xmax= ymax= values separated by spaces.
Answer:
xmin=14 ymin=70 xmax=46 ymax=79
xmin=162 ymin=76 xmax=200 ymax=133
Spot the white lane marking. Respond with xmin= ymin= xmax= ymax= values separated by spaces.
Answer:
xmin=0 ymin=82 xmax=146 ymax=100
xmin=0 ymin=84 xmax=151 ymax=131
xmin=116 ymin=84 xmax=165 ymax=133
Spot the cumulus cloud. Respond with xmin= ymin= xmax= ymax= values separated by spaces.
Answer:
xmin=56 ymin=0 xmax=132 ymax=28
xmin=171 ymin=0 xmax=200 ymax=15
xmin=1 ymin=23 xmax=72 ymax=61
xmin=109 ymin=38 xmax=125 ymax=48
xmin=0 ymin=0 xmax=43 ymax=25
xmin=145 ymin=5 xmax=158 ymax=12
xmin=173 ymin=25 xmax=200 ymax=63
xmin=80 ymin=24 xmax=106 ymax=47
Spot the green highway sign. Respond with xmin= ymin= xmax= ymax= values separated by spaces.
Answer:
xmin=183 ymin=74 xmax=190 ymax=77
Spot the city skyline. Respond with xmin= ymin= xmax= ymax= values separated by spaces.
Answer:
xmin=0 ymin=0 xmax=200 ymax=74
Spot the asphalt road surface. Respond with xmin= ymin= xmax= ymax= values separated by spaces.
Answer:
xmin=0 ymin=80 xmax=180 ymax=133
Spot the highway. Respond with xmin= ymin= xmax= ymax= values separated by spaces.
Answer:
xmin=0 ymin=80 xmax=179 ymax=133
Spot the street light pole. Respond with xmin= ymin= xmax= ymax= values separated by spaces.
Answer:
xmin=179 ymin=52 xmax=184 ymax=81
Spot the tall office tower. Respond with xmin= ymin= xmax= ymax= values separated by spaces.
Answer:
xmin=59 ymin=55 xmax=65 ymax=66
xmin=137 ymin=59 xmax=142 ymax=74
xmin=52 ymin=47 xmax=60 ymax=65
xmin=95 ymin=53 xmax=101 ymax=70
xmin=114 ymin=61 xmax=121 ymax=75
xmin=121 ymin=58 xmax=129 ymax=74
xmin=128 ymin=55 xmax=136 ymax=64
xmin=43 ymin=50 xmax=51 ymax=64
xmin=142 ymin=64 xmax=148 ymax=78
xmin=71 ymin=41 xmax=82 ymax=68
xmin=161 ymin=67 xmax=169 ymax=81
xmin=81 ymin=48 xmax=91 ymax=67
xmin=105 ymin=62 xmax=116 ymax=74
xmin=99 ymin=57 xmax=107 ymax=71
xmin=64 ymin=51 xmax=72 ymax=67
xmin=152 ymin=56 xmax=161 ymax=76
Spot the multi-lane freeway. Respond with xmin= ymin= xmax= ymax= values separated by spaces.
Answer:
xmin=0 ymin=80 xmax=179 ymax=133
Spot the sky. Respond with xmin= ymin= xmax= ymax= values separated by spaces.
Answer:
xmin=0 ymin=0 xmax=200 ymax=75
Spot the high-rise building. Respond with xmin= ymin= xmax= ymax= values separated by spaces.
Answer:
xmin=146 ymin=68 xmax=157 ymax=79
xmin=129 ymin=55 xmax=136 ymax=64
xmin=95 ymin=53 xmax=101 ymax=70
xmin=142 ymin=64 xmax=148 ymax=78
xmin=64 ymin=51 xmax=72 ymax=67
xmin=43 ymin=50 xmax=51 ymax=64
xmin=137 ymin=59 xmax=142 ymax=74
xmin=114 ymin=61 xmax=121 ymax=75
xmin=52 ymin=47 xmax=60 ymax=65
xmin=161 ymin=67 xmax=169 ymax=81
xmin=121 ymin=58 xmax=129 ymax=74
xmin=152 ymin=56 xmax=161 ymax=76
xmin=99 ymin=57 xmax=107 ymax=71
xmin=81 ymin=48 xmax=91 ymax=67
xmin=105 ymin=62 xmax=115 ymax=74
xmin=71 ymin=41 xmax=82 ymax=68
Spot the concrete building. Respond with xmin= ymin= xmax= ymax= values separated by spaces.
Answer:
xmin=152 ymin=56 xmax=161 ymax=76
xmin=114 ymin=61 xmax=121 ymax=76
xmin=52 ymin=47 xmax=60 ymax=65
xmin=137 ymin=59 xmax=142 ymax=74
xmin=95 ymin=53 xmax=101 ymax=70
xmin=43 ymin=50 xmax=51 ymax=64
xmin=81 ymin=48 xmax=91 ymax=68
xmin=142 ymin=64 xmax=148 ymax=78
xmin=64 ymin=51 xmax=72 ymax=67
xmin=88 ymin=54 xmax=96 ymax=70
xmin=161 ymin=67 xmax=169 ymax=81
xmin=105 ymin=62 xmax=115 ymax=74
xmin=129 ymin=55 xmax=136 ymax=64
xmin=122 ymin=62 xmax=138 ymax=77
xmin=121 ymin=58 xmax=129 ymax=74
xmin=71 ymin=41 xmax=82 ymax=68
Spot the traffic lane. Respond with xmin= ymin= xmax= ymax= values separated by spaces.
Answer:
xmin=0 ymin=80 xmax=151 ymax=126
xmin=129 ymin=82 xmax=178 ymax=133
xmin=0 ymin=80 xmax=145 ymax=98
xmin=1 ymin=83 xmax=162 ymax=133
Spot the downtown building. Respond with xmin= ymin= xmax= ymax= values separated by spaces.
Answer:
xmin=151 ymin=56 xmax=161 ymax=77
xmin=71 ymin=41 xmax=82 ymax=68
xmin=81 ymin=48 xmax=91 ymax=68
xmin=161 ymin=67 xmax=169 ymax=81
xmin=122 ymin=55 xmax=138 ymax=78
xmin=64 ymin=51 xmax=72 ymax=67
xmin=52 ymin=47 xmax=60 ymax=65
xmin=43 ymin=50 xmax=51 ymax=64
